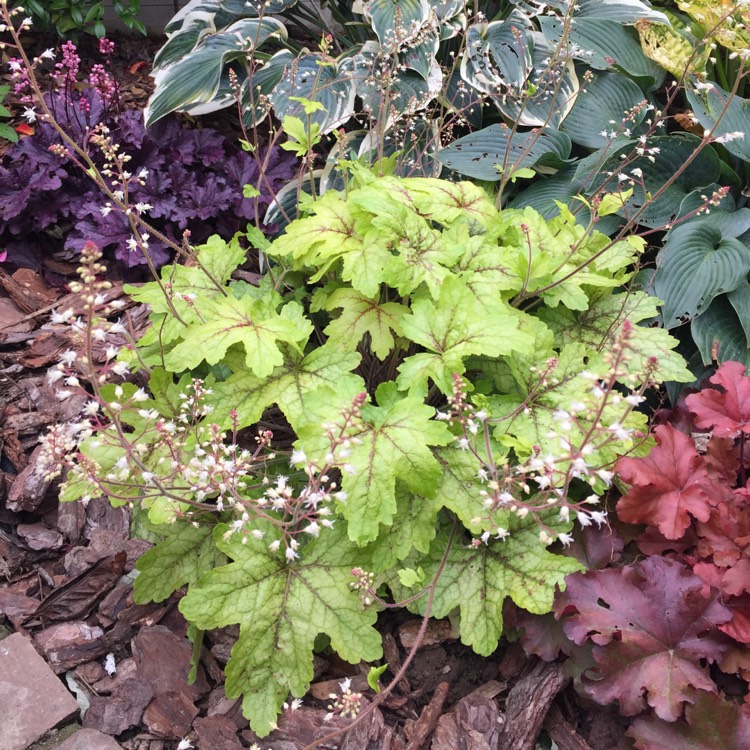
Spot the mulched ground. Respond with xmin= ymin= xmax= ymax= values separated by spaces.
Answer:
xmin=0 ymin=32 xmax=635 ymax=750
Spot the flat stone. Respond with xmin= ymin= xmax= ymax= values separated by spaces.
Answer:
xmin=0 ymin=633 xmax=79 ymax=750
xmin=54 ymin=728 xmax=123 ymax=749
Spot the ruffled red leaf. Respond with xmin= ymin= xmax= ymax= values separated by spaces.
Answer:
xmin=617 ymin=424 xmax=714 ymax=539
xmin=686 ymin=360 xmax=750 ymax=437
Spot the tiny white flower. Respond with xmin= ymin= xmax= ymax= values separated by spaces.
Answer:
xmin=22 ymin=107 xmax=36 ymax=123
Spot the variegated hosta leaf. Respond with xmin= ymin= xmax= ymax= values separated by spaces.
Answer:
xmin=145 ymin=17 xmax=287 ymax=126
xmin=461 ymin=11 xmax=535 ymax=96
xmin=364 ymin=0 xmax=431 ymax=51
xmin=344 ymin=43 xmax=442 ymax=127
xmin=399 ymin=27 xmax=440 ymax=79
xmin=636 ymin=17 xmax=709 ymax=77
xmin=157 ymin=0 xmax=297 ymax=69
xmin=677 ymin=0 xmax=750 ymax=51
xmin=494 ymin=32 xmax=579 ymax=128
xmin=240 ymin=49 xmax=293 ymax=129
xmin=359 ymin=118 xmax=442 ymax=176
xmin=270 ymin=52 xmax=357 ymax=135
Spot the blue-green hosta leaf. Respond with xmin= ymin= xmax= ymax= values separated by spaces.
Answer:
xmin=396 ymin=277 xmax=530 ymax=396
xmin=357 ymin=117 xmax=442 ymax=176
xmin=576 ymin=133 xmax=721 ymax=228
xmin=333 ymin=387 xmax=453 ymax=544
xmin=461 ymin=11 xmax=535 ymax=95
xmin=654 ymin=222 xmax=750 ymax=328
xmin=573 ymin=0 xmax=669 ymax=23
xmin=270 ymin=52 xmax=357 ymax=135
xmin=262 ymin=168 xmax=322 ymax=231
xmin=562 ymin=72 xmax=647 ymax=149
xmin=728 ymin=280 xmax=750 ymax=347
xmin=495 ymin=32 xmax=579 ymax=128
xmin=208 ymin=343 xmax=363 ymax=431
xmin=134 ymin=522 xmax=227 ymax=604
xmin=692 ymin=295 xmax=750 ymax=366
xmin=440 ymin=69 xmax=483 ymax=128
xmin=439 ymin=124 xmax=572 ymax=181
xmin=145 ymin=17 xmax=287 ymax=125
xmin=364 ymin=0 xmax=431 ymax=50
xmin=398 ymin=521 xmax=583 ymax=655
xmin=164 ymin=298 xmax=312 ymax=376
xmin=180 ymin=524 xmax=382 ymax=736
xmin=322 ymin=288 xmax=409 ymax=360
xmin=538 ymin=17 xmax=663 ymax=80
xmin=687 ymin=82 xmax=750 ymax=162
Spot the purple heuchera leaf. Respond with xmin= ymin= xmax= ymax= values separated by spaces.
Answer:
xmin=0 ymin=85 xmax=298 ymax=269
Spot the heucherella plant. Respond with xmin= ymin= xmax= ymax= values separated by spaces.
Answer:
xmin=42 ymin=167 xmax=692 ymax=735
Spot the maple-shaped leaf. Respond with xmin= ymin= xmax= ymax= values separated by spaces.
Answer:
xmin=164 ymin=298 xmax=313 ymax=377
xmin=330 ymin=383 xmax=452 ymax=544
xmin=265 ymin=190 xmax=358 ymax=267
xmin=368 ymin=485 xmax=441 ymax=571
xmin=208 ymin=343 xmax=363 ymax=431
xmin=399 ymin=519 xmax=582 ymax=655
xmin=686 ymin=360 xmax=750 ymax=437
xmin=134 ymin=522 xmax=227 ymax=604
xmin=555 ymin=557 xmax=731 ymax=721
xmin=321 ymin=288 xmax=409 ymax=360
xmin=397 ymin=277 xmax=529 ymax=396
xmin=179 ymin=524 xmax=382 ymax=736
xmin=628 ymin=689 xmax=750 ymax=750
xmin=537 ymin=291 xmax=693 ymax=383
xmin=616 ymin=424 xmax=714 ymax=539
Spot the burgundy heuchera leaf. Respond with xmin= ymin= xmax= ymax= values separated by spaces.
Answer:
xmin=628 ymin=688 xmax=750 ymax=750
xmin=686 ymin=360 xmax=750 ymax=437
xmin=616 ymin=424 xmax=714 ymax=539
xmin=554 ymin=556 xmax=731 ymax=721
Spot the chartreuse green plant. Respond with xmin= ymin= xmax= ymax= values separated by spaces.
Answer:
xmin=44 ymin=171 xmax=690 ymax=736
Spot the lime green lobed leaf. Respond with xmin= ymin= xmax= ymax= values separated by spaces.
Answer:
xmin=134 ymin=522 xmax=227 ymax=604
xmin=397 ymin=277 xmax=530 ymax=396
xmin=164 ymin=298 xmax=312 ymax=376
xmin=322 ymin=288 xmax=409 ymax=360
xmin=402 ymin=521 xmax=583 ymax=655
xmin=180 ymin=524 xmax=382 ymax=736
xmin=337 ymin=388 xmax=453 ymax=544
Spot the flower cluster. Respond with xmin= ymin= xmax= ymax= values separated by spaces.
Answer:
xmin=445 ymin=323 xmax=655 ymax=548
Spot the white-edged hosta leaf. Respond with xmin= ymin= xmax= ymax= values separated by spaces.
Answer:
xmin=495 ymin=32 xmax=579 ymax=128
xmin=180 ymin=523 xmax=382 ymax=736
xmin=363 ymin=0 xmax=431 ymax=50
xmin=145 ymin=17 xmax=287 ymax=125
xmin=438 ymin=124 xmax=572 ymax=181
xmin=240 ymin=49 xmax=293 ymax=129
xmin=399 ymin=27 xmax=439 ymax=79
xmin=654 ymin=221 xmax=750 ymax=328
xmin=270 ymin=52 xmax=357 ymax=134
xmin=562 ymin=72 xmax=647 ymax=149
xmin=692 ymin=296 xmax=750 ymax=366
xmin=461 ymin=11 xmax=535 ymax=95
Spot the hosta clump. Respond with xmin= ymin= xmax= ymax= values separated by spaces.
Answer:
xmin=54 ymin=172 xmax=691 ymax=735
xmin=0 ymin=61 xmax=296 ymax=269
